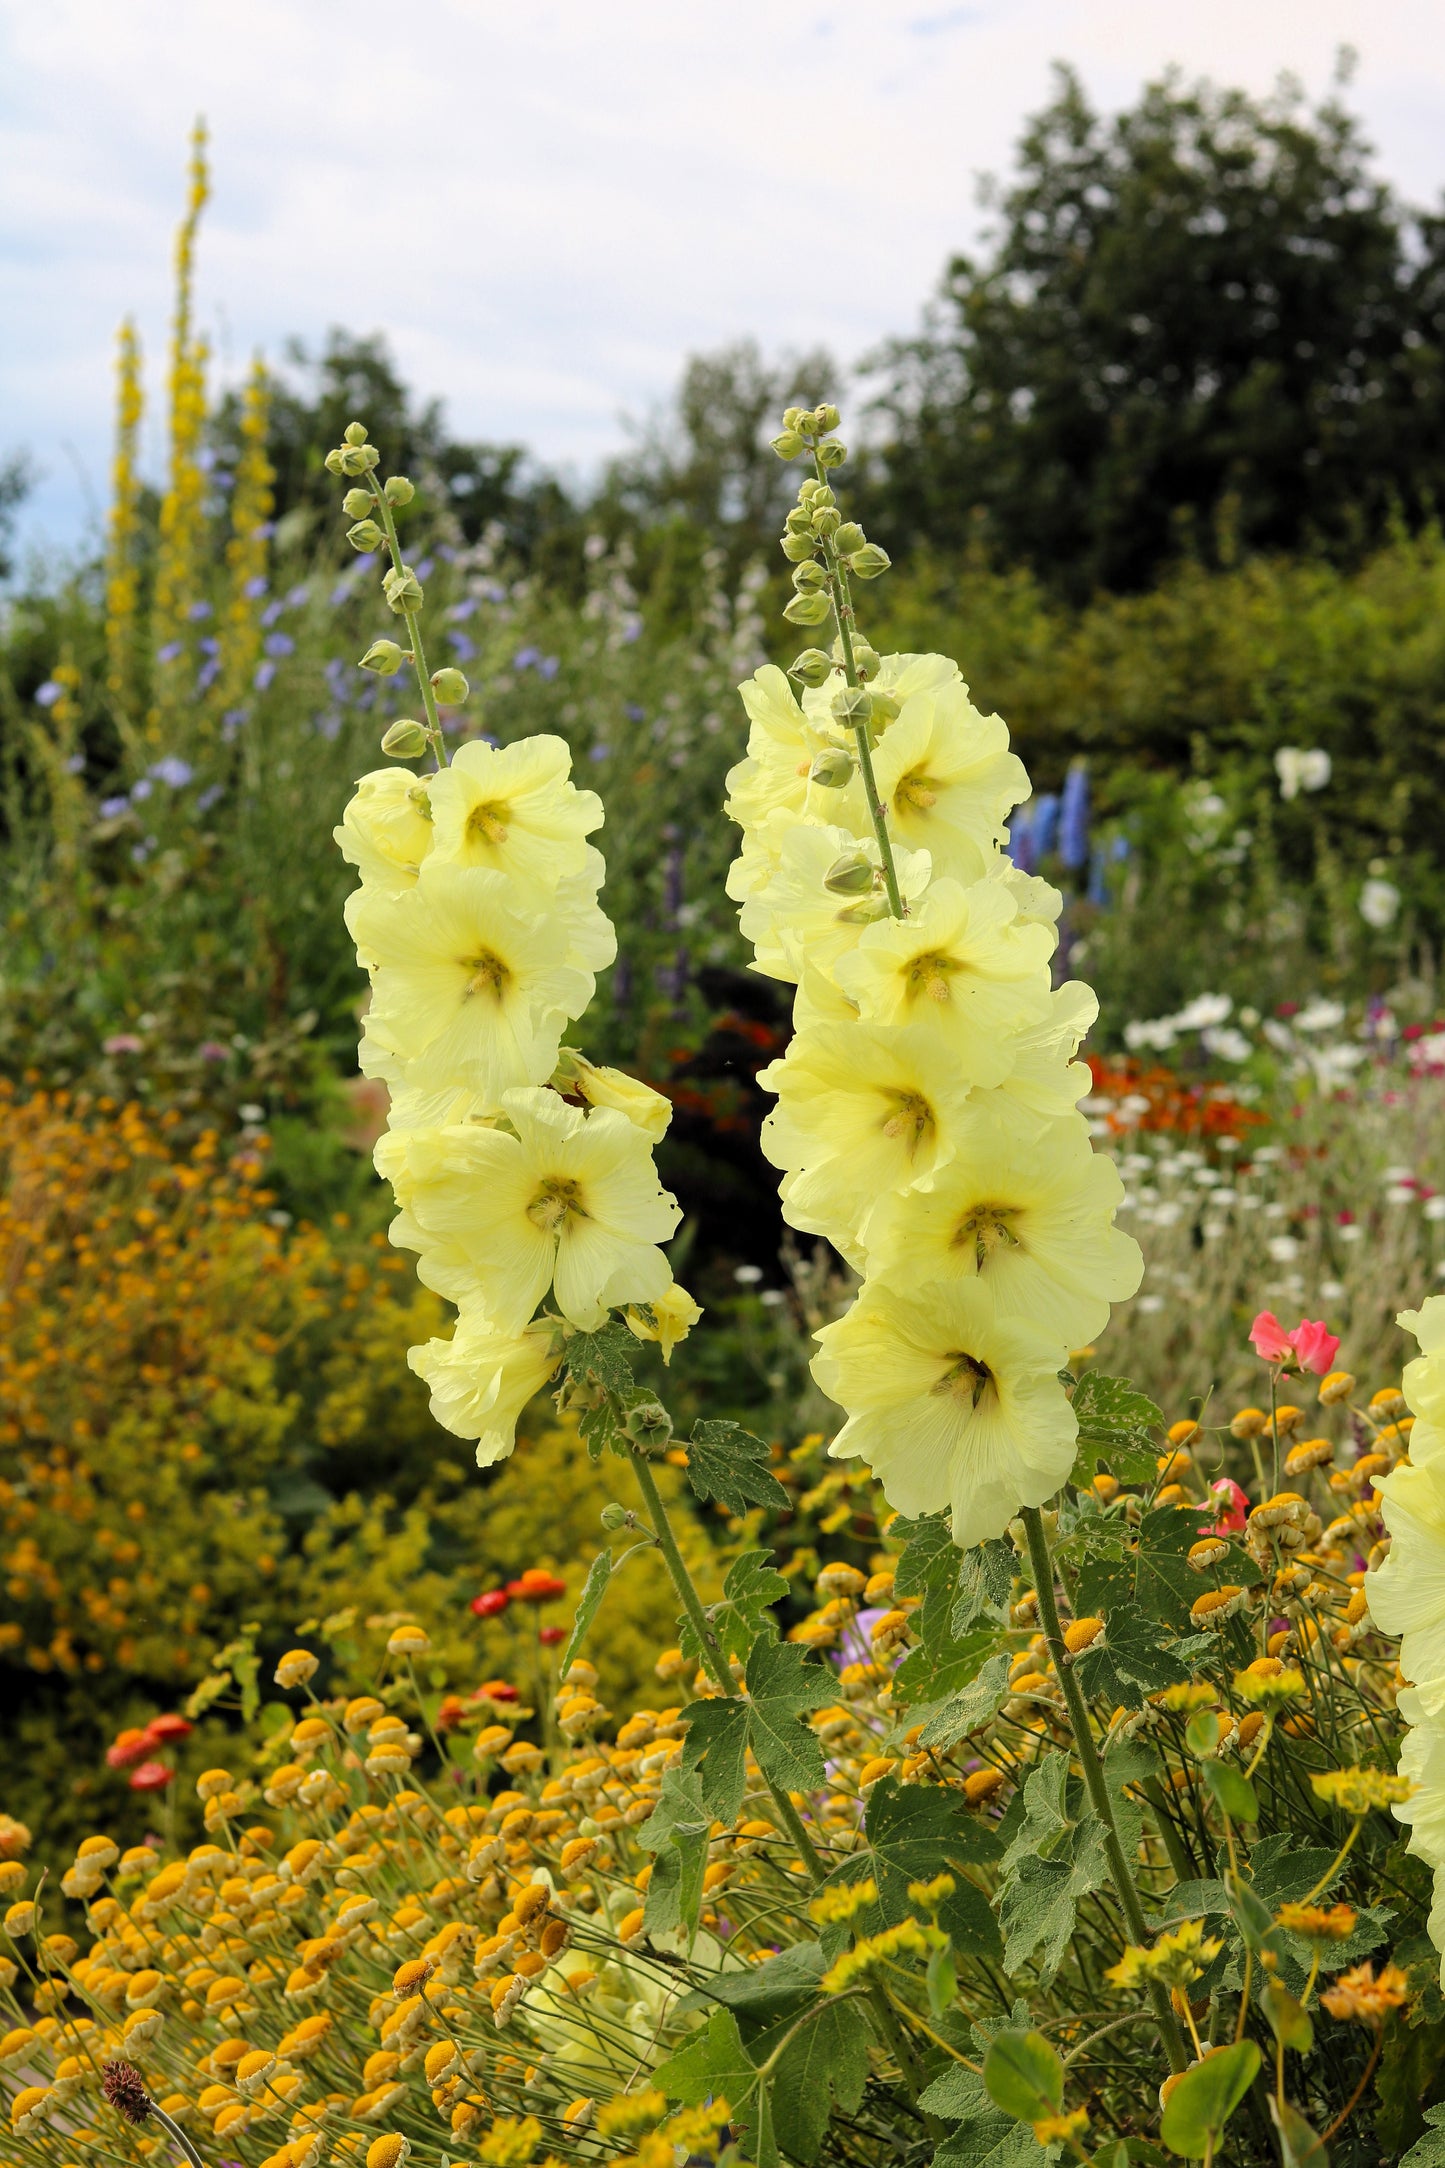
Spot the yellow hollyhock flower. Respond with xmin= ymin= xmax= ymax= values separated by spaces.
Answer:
xmin=725 ymin=664 xmax=868 ymax=841
xmin=348 ymin=865 xmax=594 ymax=1108
xmin=334 ymin=769 xmax=434 ymax=894
xmin=559 ymin=1052 xmax=673 ymax=1141
xmin=835 ymin=876 xmax=1055 ymax=1078
xmin=736 ymin=816 xmax=933 ymax=986
xmin=811 ymin=1279 xmax=1077 ymax=1547
xmin=865 ymin=1096 xmax=1143 ymax=1344
xmin=426 ymin=733 xmax=603 ymax=893
xmin=1398 ymin=1295 xmax=1445 ymax=1463
xmin=993 ymin=980 xmax=1100 ymax=1119
xmin=625 ymin=1283 xmax=703 ymax=1363
xmin=382 ymin=1087 xmax=680 ymax=1329
xmin=1369 ymin=1451 xmax=1445 ymax=1686
xmin=407 ymin=1312 xmax=563 ymax=1463
xmin=758 ymin=1021 xmax=975 ymax=1246
xmin=866 ymin=679 xmax=1028 ymax=887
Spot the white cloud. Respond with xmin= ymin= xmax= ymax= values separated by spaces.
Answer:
xmin=4 ymin=0 xmax=1444 ymax=555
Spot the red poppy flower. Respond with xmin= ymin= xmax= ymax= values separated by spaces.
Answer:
xmin=469 ymin=1589 xmax=511 ymax=1618
xmin=472 ymin=1679 xmax=518 ymax=1703
xmin=538 ymin=1626 xmax=566 ymax=1646
xmin=106 ymin=1727 xmax=152 ymax=1770
xmin=128 ymin=1761 xmax=173 ymax=1792
xmin=144 ymin=1713 xmax=193 ymax=1745
xmin=506 ymin=1570 xmax=567 ymax=1604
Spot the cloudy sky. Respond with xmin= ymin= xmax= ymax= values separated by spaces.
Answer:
xmin=3 ymin=0 xmax=1444 ymax=559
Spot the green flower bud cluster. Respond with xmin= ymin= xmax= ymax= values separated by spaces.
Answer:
xmin=771 ymin=407 xmax=891 ymax=690
xmin=322 ymin=421 xmax=466 ymax=767
xmin=323 ymin=419 xmax=381 ymax=479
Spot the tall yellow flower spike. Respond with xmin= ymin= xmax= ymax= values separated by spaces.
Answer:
xmin=149 ymin=115 xmax=211 ymax=743
xmin=104 ymin=317 xmax=144 ymax=744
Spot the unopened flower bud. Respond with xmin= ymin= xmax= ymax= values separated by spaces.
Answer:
xmin=834 ymin=521 xmax=866 ymax=554
xmin=870 ymin=689 xmax=901 ymax=726
xmin=792 ymin=561 xmax=828 ymax=594
xmin=347 ymin=519 xmax=384 ymax=552
xmin=811 ymin=506 xmax=840 ymax=538
xmin=813 ymin=402 xmax=841 ymax=432
xmin=781 ymin=531 xmax=817 ymax=563
xmin=324 ymin=449 xmax=345 ymax=475
xmin=783 ymin=591 xmax=831 ymax=627
xmin=852 ymin=642 xmax=881 ymax=680
xmin=809 ymin=747 xmax=855 ymax=788
xmin=360 ymin=639 xmax=406 ymax=676
xmin=338 ymin=443 xmax=380 ymax=476
xmin=385 ymin=475 xmax=415 ymax=506
xmin=835 ymin=893 xmax=890 ymax=925
xmin=342 ymin=488 xmax=373 ymax=518
xmin=831 ymin=686 xmax=874 ymax=731
xmin=343 ymin=421 xmax=369 ymax=446
xmin=823 ymin=849 xmax=875 ymax=896
xmin=784 ymin=506 xmax=813 ymax=533
xmin=817 ymin=439 xmax=847 ymax=469
xmin=381 ymin=720 xmax=430 ymax=758
xmin=771 ymin=430 xmax=804 ymax=461
xmin=623 ymin=1399 xmax=672 ymax=1448
xmin=800 ymin=481 xmax=834 ymax=508
xmin=848 ymin=543 xmax=890 ymax=578
xmin=600 ymin=1502 xmax=630 ymax=1532
xmin=782 ymin=406 xmax=806 ymax=431
xmin=430 ymin=667 xmax=470 ymax=705
xmin=788 ymin=648 xmax=833 ymax=688
xmin=383 ymin=566 xmax=424 ymax=615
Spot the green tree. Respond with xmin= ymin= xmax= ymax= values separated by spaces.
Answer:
xmin=603 ymin=339 xmax=838 ymax=581
xmin=864 ymin=62 xmax=1445 ymax=593
xmin=0 ymin=451 xmax=32 ymax=581
xmin=211 ymin=328 xmax=579 ymax=569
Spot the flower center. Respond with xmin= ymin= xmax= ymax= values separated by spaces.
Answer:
xmin=932 ymin=1352 xmax=995 ymax=1410
xmin=904 ymin=948 xmax=962 ymax=1005
xmin=894 ymin=768 xmax=938 ymax=813
xmin=463 ymin=947 xmax=512 ymax=1001
xmin=467 ymin=800 xmax=511 ymax=847
xmin=878 ymin=1090 xmax=935 ymax=1158
xmin=951 ymin=1203 xmax=1021 ymax=1268
xmin=527 ymin=1177 xmax=586 ymax=1234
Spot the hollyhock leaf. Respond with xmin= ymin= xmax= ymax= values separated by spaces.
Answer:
xmin=685 ymin=1419 xmax=789 ymax=1516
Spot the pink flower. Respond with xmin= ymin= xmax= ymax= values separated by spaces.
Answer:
xmin=1248 ymin=1310 xmax=1341 ymax=1377
xmin=1289 ymin=1318 xmax=1340 ymax=1376
xmin=1209 ymin=1478 xmax=1250 ymax=1535
xmin=1249 ymin=1311 xmax=1293 ymax=1363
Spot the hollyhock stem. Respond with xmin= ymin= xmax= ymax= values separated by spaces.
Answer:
xmin=1021 ymin=1506 xmax=1189 ymax=2075
xmin=626 ymin=1444 xmax=828 ymax=1885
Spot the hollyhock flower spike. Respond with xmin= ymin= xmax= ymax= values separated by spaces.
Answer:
xmin=329 ymin=421 xmax=694 ymax=1470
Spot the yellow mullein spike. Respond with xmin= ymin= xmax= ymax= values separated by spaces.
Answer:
xmin=149 ymin=115 xmax=211 ymax=743
xmin=105 ymin=317 xmax=144 ymax=742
